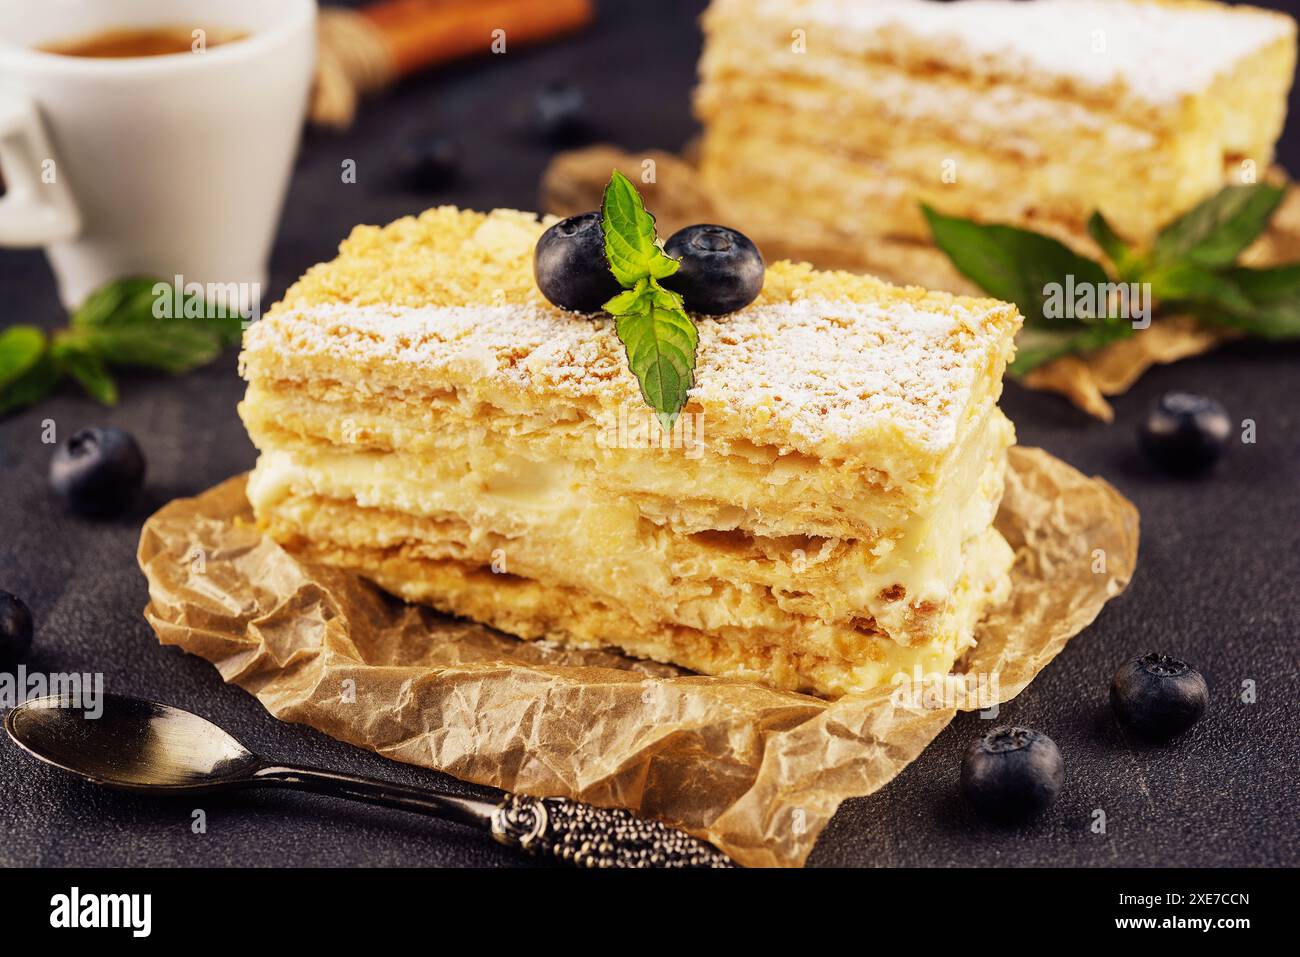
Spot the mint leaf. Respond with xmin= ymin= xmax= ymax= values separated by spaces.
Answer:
xmin=71 ymin=277 xmax=161 ymax=329
xmin=918 ymin=207 xmax=1145 ymax=374
xmin=73 ymin=277 xmax=245 ymax=348
xmin=613 ymin=301 xmax=698 ymax=431
xmin=600 ymin=172 xmax=698 ymax=428
xmin=1145 ymin=261 xmax=1254 ymax=314
xmin=604 ymin=275 xmax=696 ymax=429
xmin=0 ymin=351 xmax=60 ymax=415
xmin=1011 ymin=318 xmax=1135 ymax=376
xmin=59 ymin=323 xmax=224 ymax=374
xmin=1225 ymin=263 xmax=1300 ymax=300
xmin=601 ymin=170 xmax=679 ymax=286
xmin=922 ymin=205 xmax=1110 ymax=325
xmin=0 ymin=325 xmax=47 ymax=388
xmin=51 ymin=337 xmax=119 ymax=405
xmin=1087 ymin=212 xmax=1142 ymax=280
xmin=603 ymin=280 xmax=651 ymax=316
xmin=1191 ymin=264 xmax=1300 ymax=339
xmin=1151 ymin=184 xmax=1285 ymax=269
xmin=64 ymin=354 xmax=119 ymax=405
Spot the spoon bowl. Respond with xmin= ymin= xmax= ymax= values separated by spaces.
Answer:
xmin=5 ymin=693 xmax=261 ymax=793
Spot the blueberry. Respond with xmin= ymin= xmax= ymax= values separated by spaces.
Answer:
xmin=661 ymin=225 xmax=765 ymax=315
xmin=392 ymin=133 xmax=460 ymax=191
xmin=534 ymin=211 xmax=623 ymax=313
xmin=49 ymin=426 xmax=146 ymax=517
xmin=0 ymin=590 xmax=33 ymax=670
xmin=532 ymin=81 xmax=592 ymax=145
xmin=1138 ymin=391 xmax=1231 ymax=474
xmin=1110 ymin=653 xmax=1209 ymax=740
xmin=961 ymin=726 xmax=1064 ymax=821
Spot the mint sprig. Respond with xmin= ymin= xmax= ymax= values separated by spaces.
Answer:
xmin=0 ymin=277 xmax=245 ymax=415
xmin=924 ymin=183 xmax=1300 ymax=374
xmin=600 ymin=171 xmax=697 ymax=430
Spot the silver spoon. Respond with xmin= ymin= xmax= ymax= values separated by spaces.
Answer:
xmin=4 ymin=693 xmax=734 ymax=868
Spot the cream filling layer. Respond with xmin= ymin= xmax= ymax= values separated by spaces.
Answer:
xmin=240 ymin=382 xmax=1013 ymax=542
xmin=245 ymin=414 xmax=1011 ymax=645
xmin=258 ymin=489 xmax=1012 ymax=669
xmin=341 ymin=524 xmax=1013 ymax=698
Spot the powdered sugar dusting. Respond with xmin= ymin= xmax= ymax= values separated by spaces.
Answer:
xmin=244 ymin=295 xmax=1012 ymax=457
xmin=694 ymin=298 xmax=983 ymax=454
xmin=736 ymin=0 xmax=1293 ymax=104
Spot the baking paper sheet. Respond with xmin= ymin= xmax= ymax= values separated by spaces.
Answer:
xmin=137 ymin=447 xmax=1137 ymax=867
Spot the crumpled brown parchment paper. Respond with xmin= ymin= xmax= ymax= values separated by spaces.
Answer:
xmin=541 ymin=144 xmax=1297 ymax=422
xmin=1020 ymin=316 xmax=1236 ymax=422
xmin=137 ymin=447 xmax=1137 ymax=868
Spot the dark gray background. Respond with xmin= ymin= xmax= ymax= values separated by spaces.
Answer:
xmin=1 ymin=0 xmax=1296 ymax=867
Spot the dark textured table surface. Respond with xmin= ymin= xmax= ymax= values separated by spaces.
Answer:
xmin=2 ymin=0 xmax=1297 ymax=868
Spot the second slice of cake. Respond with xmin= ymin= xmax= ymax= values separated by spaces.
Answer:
xmin=695 ymin=0 xmax=1297 ymax=288
xmin=239 ymin=207 xmax=1022 ymax=697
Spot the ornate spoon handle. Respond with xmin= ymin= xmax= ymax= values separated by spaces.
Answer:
xmin=491 ymin=795 xmax=735 ymax=868
xmin=253 ymin=765 xmax=735 ymax=868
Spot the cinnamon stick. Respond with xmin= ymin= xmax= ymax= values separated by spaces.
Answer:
xmin=364 ymin=0 xmax=595 ymax=77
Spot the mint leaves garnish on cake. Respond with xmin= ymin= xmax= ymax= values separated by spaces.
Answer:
xmin=924 ymin=182 xmax=1300 ymax=375
xmin=599 ymin=170 xmax=698 ymax=431
xmin=533 ymin=169 xmax=765 ymax=430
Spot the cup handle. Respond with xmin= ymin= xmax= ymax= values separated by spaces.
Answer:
xmin=0 ymin=90 xmax=81 ymax=246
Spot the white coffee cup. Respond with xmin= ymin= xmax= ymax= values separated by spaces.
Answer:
xmin=0 ymin=0 xmax=316 ymax=310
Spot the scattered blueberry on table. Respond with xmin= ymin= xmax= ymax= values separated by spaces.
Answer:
xmin=534 ymin=211 xmax=625 ymax=312
xmin=1138 ymin=391 xmax=1232 ymax=475
xmin=532 ymin=80 xmax=592 ymax=145
xmin=1110 ymin=653 xmax=1209 ymax=740
xmin=392 ymin=132 xmax=461 ymax=191
xmin=662 ymin=224 xmax=765 ymax=315
xmin=0 ymin=590 xmax=33 ymax=670
xmin=961 ymin=726 xmax=1064 ymax=821
xmin=49 ymin=426 xmax=146 ymax=518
